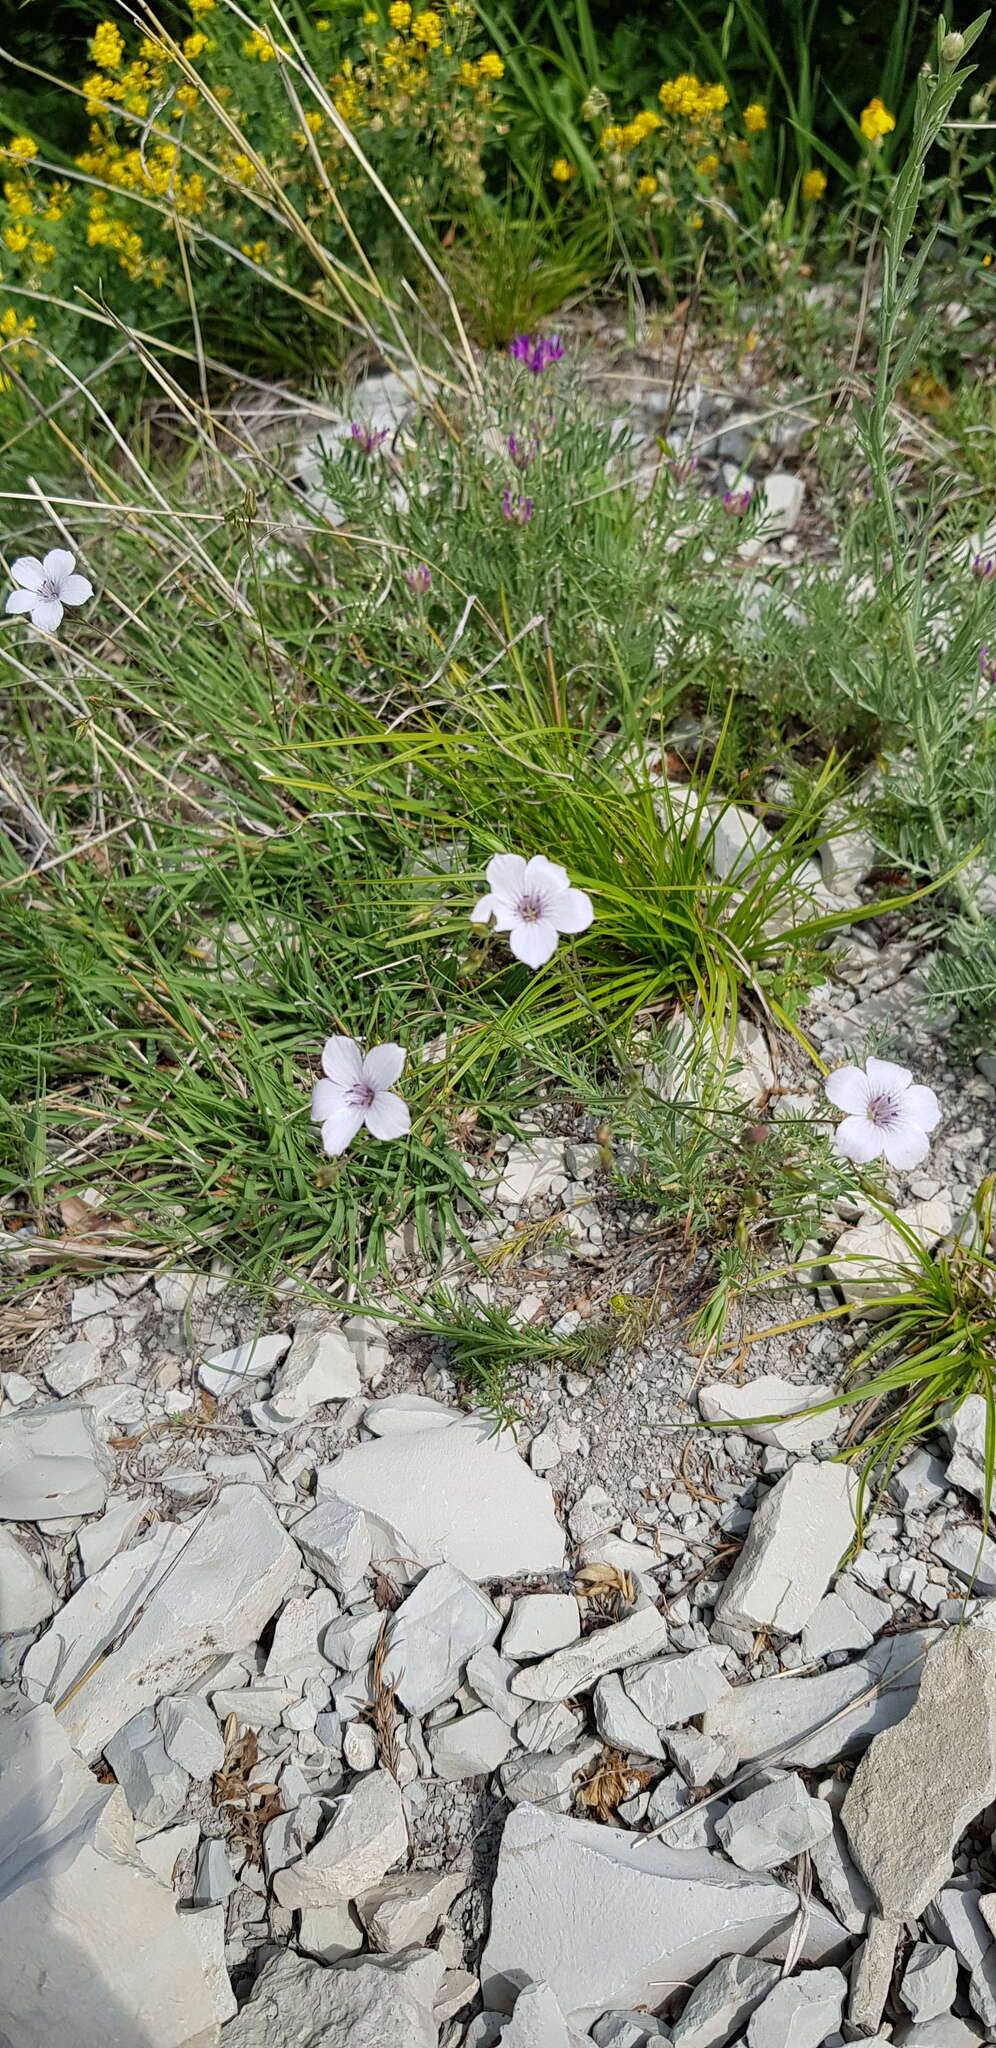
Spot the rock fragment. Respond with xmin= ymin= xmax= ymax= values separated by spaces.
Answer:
xmin=0 ymin=1401 xmax=113 ymax=1519
xmin=624 ymin=1647 xmax=731 ymax=1729
xmin=702 ymin=1631 xmax=931 ymax=1768
xmin=745 ymin=1967 xmax=846 ymax=2047
xmin=671 ymin=1954 xmax=780 ymax=2048
xmin=356 ymin=1868 xmax=463 ymax=1950
xmin=267 ymin=1321 xmax=360 ymax=1420
xmin=503 ymin=1593 xmax=581 ymax=1660
xmin=699 ymin=1376 xmax=837 ymax=1451
xmin=0 ymin=1525 xmax=57 ymax=1629
xmin=272 ymin=1769 xmax=407 ymax=1910
xmin=218 ymin=1945 xmax=443 ymax=2048
xmin=511 ymin=1607 xmax=669 ymax=1704
xmin=291 ymin=1493 xmax=372 ymax=1596
xmin=900 ymin=1943 xmax=959 ymax=2025
xmin=428 ymin=1708 xmax=515 ymax=1778
xmin=716 ymin=1775 xmax=833 ymax=1872
xmin=386 ymin=1563 xmax=502 ymax=1714
xmin=714 ymin=1461 xmax=856 ymax=1636
xmin=158 ymin=1693 xmax=226 ymax=1778
xmin=104 ymin=1705 xmax=190 ymax=1827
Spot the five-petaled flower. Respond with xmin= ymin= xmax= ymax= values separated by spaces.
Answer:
xmin=502 ymin=489 xmax=533 ymax=525
xmin=472 ymin=852 xmax=594 ymax=970
xmin=4 ymin=548 xmax=94 ymax=634
xmin=311 ymin=1037 xmax=411 ymax=1156
xmin=825 ymin=1057 xmax=940 ymax=1170
xmin=507 ymin=332 xmax=565 ymax=374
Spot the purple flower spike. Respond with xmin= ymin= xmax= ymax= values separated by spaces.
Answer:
xmin=502 ymin=489 xmax=533 ymax=526
xmin=507 ymin=332 xmax=564 ymax=374
xmin=350 ymin=422 xmax=389 ymax=455
xmin=507 ymin=431 xmax=539 ymax=471
xmin=980 ymin=644 xmax=996 ymax=686
xmin=722 ymin=487 xmax=752 ymax=516
xmin=972 ymin=553 xmax=996 ymax=581
xmin=404 ymin=563 xmax=431 ymax=595
xmin=668 ymin=455 xmax=698 ymax=483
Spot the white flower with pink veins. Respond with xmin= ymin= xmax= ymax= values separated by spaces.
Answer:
xmin=472 ymin=852 xmax=594 ymax=970
xmin=5 ymin=549 xmax=93 ymax=634
xmin=825 ymin=1056 xmax=940 ymax=1170
xmin=311 ymin=1037 xmax=410 ymax=1156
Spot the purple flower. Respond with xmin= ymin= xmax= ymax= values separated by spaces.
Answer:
xmin=350 ymin=422 xmax=388 ymax=455
xmin=825 ymin=1057 xmax=940 ymax=1170
xmin=668 ymin=455 xmax=698 ymax=483
xmin=980 ymin=644 xmax=996 ymax=686
xmin=404 ymin=563 xmax=431 ymax=595
xmin=972 ymin=553 xmax=996 ymax=581
xmin=507 ymin=332 xmax=565 ymax=374
xmin=501 ymin=489 xmax=533 ymax=526
xmin=722 ymin=487 xmax=752 ymax=516
xmin=507 ymin=431 xmax=539 ymax=470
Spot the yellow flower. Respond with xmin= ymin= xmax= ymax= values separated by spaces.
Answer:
xmin=232 ymin=152 xmax=256 ymax=183
xmin=183 ymin=30 xmax=208 ymax=57
xmin=175 ymin=85 xmax=198 ymax=111
xmin=802 ymin=167 xmax=827 ymax=202
xmin=4 ymin=136 xmax=38 ymax=163
xmin=316 ymin=15 xmax=331 ymax=26
xmin=983 ymin=251 xmax=993 ymax=268
xmin=411 ymin=10 xmax=442 ymax=47
xmin=240 ymin=239 xmax=269 ymax=262
xmin=363 ymin=8 xmax=378 ymax=19
xmin=188 ymin=0 xmax=215 ymax=14
xmin=688 ymin=212 xmax=703 ymax=228
xmin=743 ymin=102 xmax=766 ymax=132
xmin=658 ymin=73 xmax=727 ymax=121
xmin=600 ymin=124 xmax=625 ymax=151
xmin=243 ymin=28 xmax=276 ymax=60
xmin=477 ymin=51 xmax=504 ymax=79
xmin=30 ymin=239 xmax=55 ymax=266
xmin=4 ymin=186 xmax=33 ymax=217
xmin=635 ymin=174 xmax=657 ymax=196
xmin=860 ymin=96 xmax=895 ymax=141
xmin=458 ymin=60 xmax=479 ymax=87
xmin=551 ymin=157 xmax=575 ymax=182
xmin=3 ymin=226 xmax=30 ymax=252
xmin=696 ymin=152 xmax=719 ymax=176
xmin=90 ymin=21 xmax=125 ymax=70
xmin=388 ymin=1 xmax=412 ymax=24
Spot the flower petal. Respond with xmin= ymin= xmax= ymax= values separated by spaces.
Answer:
xmin=362 ymin=1041 xmax=405 ymax=1092
xmin=42 ymin=548 xmax=76 ymax=587
xmin=484 ymin=852 xmax=528 ymax=908
xmin=523 ymin=854 xmax=571 ymax=903
xmin=9 ymin=556 xmax=44 ymax=592
xmin=364 ymin=1090 xmax=411 ymax=1141
xmin=320 ymin=1104 xmax=367 ymax=1156
xmin=471 ymin=893 xmax=495 ymax=925
xmin=320 ymin=1035 xmax=364 ymax=1086
xmin=311 ymin=1077 xmax=347 ymax=1124
xmin=60 ymin=574 xmax=93 ymax=607
xmin=833 ymin=1114 xmax=884 ymax=1164
xmin=902 ymin=1083 xmax=941 ymax=1133
xmin=881 ymin=1117 xmax=932 ymax=1171
xmin=824 ymin=1065 xmax=872 ymax=1115
xmin=865 ymin=1055 xmax=912 ymax=1095
xmin=5 ymin=588 xmax=37 ymax=615
xmin=550 ymin=886 xmax=593 ymax=936
xmin=509 ymin=919 xmax=560 ymax=969
xmin=29 ymin=598 xmax=64 ymax=634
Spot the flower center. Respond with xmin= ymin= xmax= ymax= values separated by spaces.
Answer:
xmin=40 ymin=578 xmax=60 ymax=600
xmin=866 ymin=1091 xmax=901 ymax=1128
xmin=346 ymin=1080 xmax=376 ymax=1110
xmin=515 ymin=892 xmax=544 ymax=923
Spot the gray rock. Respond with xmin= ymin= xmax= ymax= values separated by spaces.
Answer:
xmin=321 ymin=1605 xmax=383 ymax=1672
xmin=356 ymin=1867 xmax=463 ymax=1950
xmin=466 ymin=1645 xmax=523 ymax=1726
xmin=193 ymin=1833 xmax=235 ymax=1905
xmin=591 ymin=2014 xmax=666 ymax=2047
xmin=267 ymin=1322 xmax=360 ymax=1420
xmin=219 ymin=1945 xmax=443 ymax=2047
xmin=196 ymin=1329 xmax=290 ymax=1397
xmin=500 ymin=1742 xmax=601 ymax=1812
xmin=428 ymin=1708 xmax=515 ymax=1779
xmin=702 ymin=1630 xmax=932 ymax=1768
xmin=511 ymin=1608 xmax=669 ymax=1705
xmin=592 ymin=1673 xmax=667 ymax=1760
xmin=923 ymin=1886 xmax=996 ymax=2037
xmin=716 ymin=1775 xmax=833 ymax=1872
xmin=891 ymin=1449 xmax=949 ymax=1513
xmin=900 ymin=1943 xmax=959 ymax=2024
xmin=842 ymin=1609 xmax=996 ymax=1920
xmin=158 ymin=1693 xmax=226 ymax=1779
xmin=931 ymin=1523 xmax=996 ymax=1593
xmin=297 ymin=1900 xmax=364 ymax=1963
xmin=104 ymin=1706 xmax=190 ymax=1828
xmin=699 ymin=1377 xmax=836 ymax=1452
xmin=714 ymin=1463 xmax=857 ymax=1637
xmin=386 ymin=1563 xmax=502 ymax=1715
xmin=848 ymin=1911 xmax=902 ymax=2033
xmin=503 ymin=1594 xmax=581 ymax=1660
xmin=481 ymin=1802 xmax=848 ymax=2028
xmin=0 ymin=1401 xmax=113 ymax=1519
xmin=941 ymin=1396 xmax=993 ymax=1506
xmin=180 ymin=1902 xmax=236 ymax=2025
xmin=463 ymin=2017 xmax=507 ymax=2048
xmin=264 ymin=1589 xmax=339 ymax=1682
xmin=361 ymin=1393 xmax=463 ymax=1436
xmin=320 ymin=1418 xmax=565 ymax=1579
xmin=134 ymin=1819 xmax=199 ymax=1889
xmin=809 ymin=1822 xmax=873 ymax=1934
xmin=0 ymin=1700 xmax=218 ymax=2046
xmin=0 ymin=1526 xmax=57 ymax=1629
xmin=76 ymin=1494 xmax=149 ymax=1577
xmin=43 ymin=1484 xmax=299 ymax=1759
xmin=517 ymin=1700 xmax=585 ymax=1754
xmin=892 ymin=2024 xmax=983 ymax=2047
xmin=746 ymin=1968 xmax=846 ymax=2047
xmin=501 ymin=1981 xmax=590 ymax=2047
xmin=292 ymin=1493 xmax=372 ymax=1596
xmin=801 ymin=1593 xmax=874 ymax=1662
xmin=624 ymin=1648 xmax=731 ymax=1729
xmin=667 ymin=1726 xmax=736 ymax=1788
xmin=44 ymin=1340 xmax=104 ymax=1397
xmin=273 ymin=1769 xmax=407 ymax=1910
xmin=671 ymin=1954 xmax=780 ymax=2048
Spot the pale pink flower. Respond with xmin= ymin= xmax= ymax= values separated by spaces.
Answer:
xmin=471 ymin=852 xmax=593 ymax=970
xmin=825 ymin=1056 xmax=940 ymax=1170
xmin=5 ymin=548 xmax=93 ymax=634
xmin=311 ymin=1036 xmax=410 ymax=1156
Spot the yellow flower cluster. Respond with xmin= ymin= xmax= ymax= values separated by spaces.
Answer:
xmin=551 ymin=157 xmax=575 ymax=183
xmin=860 ymin=96 xmax=895 ymax=141
xmin=601 ymin=108 xmax=661 ymax=153
xmin=243 ymin=30 xmax=278 ymax=61
xmin=802 ymin=167 xmax=827 ymax=202
xmin=743 ymin=102 xmax=766 ymax=132
xmin=2 ymin=136 xmax=38 ymax=164
xmin=658 ymin=74 xmax=728 ymax=120
xmin=411 ymin=10 xmax=443 ymax=47
xmin=90 ymin=20 xmax=125 ymax=70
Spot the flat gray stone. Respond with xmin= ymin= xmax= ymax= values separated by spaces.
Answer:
xmin=672 ymin=1954 xmax=780 ymax=2048
xmin=699 ymin=1376 xmax=837 ymax=1451
xmin=427 ymin=1708 xmax=514 ymax=1779
xmin=517 ymin=1700 xmax=585 ymax=1754
xmin=499 ymin=1742 xmax=601 ymax=1812
xmin=892 ymin=1449 xmax=949 ymax=1513
xmin=503 ymin=1981 xmax=594 ymax=2046
xmin=321 ymin=1418 xmax=565 ymax=1579
xmin=361 ymin=1393 xmax=464 ymax=1436
xmin=196 ymin=1329 xmax=290 ymax=1397
xmin=292 ymin=1493 xmax=372 ymax=1596
xmin=624 ymin=1648 xmax=731 ymax=1729
xmin=716 ymin=1775 xmax=833 ymax=1872
xmin=893 ymin=2023 xmax=984 ymax=2047
xmin=466 ymin=1645 xmax=523 ymax=1726
xmin=181 ymin=1902 xmax=236 ymax=2025
xmin=297 ymin=1901 xmax=364 ymax=1963
xmin=941 ymin=1395 xmax=993 ymax=1506
xmin=267 ymin=1322 xmax=360 ymax=1419
xmin=76 ymin=1494 xmax=149 ymax=1577
xmin=842 ymin=1609 xmax=996 ymax=1919
xmin=0 ymin=1401 xmax=113 ymax=1519
xmin=158 ymin=1694 xmax=225 ymax=1779
xmin=801 ymin=1593 xmax=874 ymax=1663
xmin=809 ymin=1821 xmax=872 ymax=1934
xmin=900 ymin=1943 xmax=959 ymax=2024
xmin=273 ymin=1769 xmax=407 ymax=1910
xmin=511 ymin=1608 xmax=669 ymax=1704
xmin=746 ymin=1968 xmax=846 ymax=2047
xmin=356 ymin=1867 xmax=463 ymax=1951
xmin=193 ymin=1833 xmax=235 ymax=1905
xmin=702 ymin=1631 xmax=932 ymax=1768
xmin=503 ymin=1594 xmax=581 ymax=1660
xmin=481 ymin=1802 xmax=848 ymax=2028
xmin=0 ymin=1526 xmax=57 ymax=1629
xmin=103 ymin=1706 xmax=189 ymax=1828
xmin=932 ymin=1522 xmax=996 ymax=1594
xmin=219 ymin=1945 xmax=442 ymax=2047
xmin=592 ymin=1673 xmax=667 ymax=1760
xmin=386 ymin=1563 xmax=501 ymax=1715
xmin=714 ymin=1462 xmax=857 ymax=1637
xmin=849 ymin=1912 xmax=902 ymax=2034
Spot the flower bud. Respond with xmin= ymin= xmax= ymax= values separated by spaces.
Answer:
xmin=941 ymin=30 xmax=964 ymax=61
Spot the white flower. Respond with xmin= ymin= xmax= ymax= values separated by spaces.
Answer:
xmin=310 ymin=1036 xmax=410 ymax=1156
xmin=825 ymin=1056 xmax=941 ymax=1170
xmin=471 ymin=852 xmax=594 ymax=970
xmin=4 ymin=548 xmax=94 ymax=634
